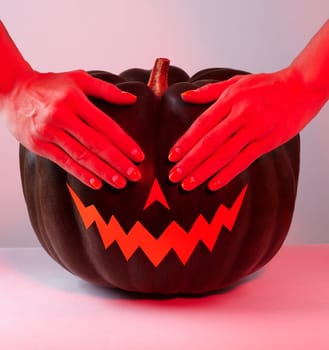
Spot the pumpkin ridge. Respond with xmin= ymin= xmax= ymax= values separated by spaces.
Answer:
xmin=242 ymin=151 xmax=280 ymax=276
xmin=254 ymin=139 xmax=299 ymax=271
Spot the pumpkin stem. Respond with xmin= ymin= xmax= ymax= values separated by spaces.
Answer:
xmin=147 ymin=58 xmax=170 ymax=97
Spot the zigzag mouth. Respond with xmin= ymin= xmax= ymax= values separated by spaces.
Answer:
xmin=67 ymin=184 xmax=248 ymax=267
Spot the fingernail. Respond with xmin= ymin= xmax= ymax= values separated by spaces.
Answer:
xmin=112 ymin=174 xmax=126 ymax=189
xmin=209 ymin=179 xmax=221 ymax=191
xmin=89 ymin=177 xmax=102 ymax=189
xmin=127 ymin=167 xmax=141 ymax=181
xmin=181 ymin=176 xmax=196 ymax=191
xmin=131 ymin=148 xmax=145 ymax=162
xmin=120 ymin=91 xmax=137 ymax=104
xmin=168 ymin=147 xmax=182 ymax=162
xmin=122 ymin=91 xmax=137 ymax=99
xmin=169 ymin=167 xmax=183 ymax=183
xmin=181 ymin=90 xmax=195 ymax=99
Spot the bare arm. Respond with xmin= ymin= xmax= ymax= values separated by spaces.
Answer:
xmin=0 ymin=21 xmax=32 ymax=94
xmin=291 ymin=19 xmax=329 ymax=100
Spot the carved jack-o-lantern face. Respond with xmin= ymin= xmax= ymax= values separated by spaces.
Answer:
xmin=19 ymin=59 xmax=300 ymax=295
xmin=67 ymin=181 xmax=248 ymax=267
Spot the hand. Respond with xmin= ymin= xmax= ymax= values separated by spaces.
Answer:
xmin=2 ymin=70 xmax=144 ymax=189
xmin=168 ymin=67 xmax=326 ymax=191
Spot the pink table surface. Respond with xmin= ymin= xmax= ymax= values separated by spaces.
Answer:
xmin=0 ymin=245 xmax=328 ymax=349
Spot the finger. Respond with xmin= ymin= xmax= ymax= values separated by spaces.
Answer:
xmin=208 ymin=139 xmax=274 ymax=191
xmin=181 ymin=76 xmax=241 ymax=104
xmin=168 ymin=99 xmax=232 ymax=162
xmin=169 ymin=112 xmax=243 ymax=183
xmin=31 ymin=140 xmax=102 ymax=190
xmin=68 ymin=90 xmax=145 ymax=162
xmin=54 ymin=114 xmax=142 ymax=182
xmin=179 ymin=128 xmax=252 ymax=191
xmin=33 ymin=133 xmax=129 ymax=190
xmin=68 ymin=70 xmax=137 ymax=105
xmin=53 ymin=128 xmax=133 ymax=186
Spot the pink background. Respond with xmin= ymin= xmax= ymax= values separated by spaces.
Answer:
xmin=1 ymin=0 xmax=329 ymax=246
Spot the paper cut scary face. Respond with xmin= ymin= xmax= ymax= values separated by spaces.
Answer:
xmin=19 ymin=59 xmax=300 ymax=295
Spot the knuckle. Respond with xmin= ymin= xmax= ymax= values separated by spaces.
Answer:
xmin=68 ymin=70 xmax=90 ymax=87
xmin=224 ymin=85 xmax=239 ymax=100
xmin=74 ymin=149 xmax=91 ymax=163
xmin=60 ymin=155 xmax=74 ymax=169
xmin=200 ymin=133 xmax=217 ymax=150
xmin=63 ymin=86 xmax=79 ymax=102
xmin=31 ymin=121 xmax=49 ymax=138
xmin=85 ymin=135 xmax=107 ymax=154
xmin=94 ymin=140 xmax=108 ymax=153
xmin=51 ymin=77 xmax=78 ymax=102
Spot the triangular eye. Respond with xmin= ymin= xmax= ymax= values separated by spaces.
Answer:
xmin=143 ymin=179 xmax=170 ymax=210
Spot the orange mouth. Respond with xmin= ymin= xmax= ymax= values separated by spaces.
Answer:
xmin=67 ymin=184 xmax=248 ymax=267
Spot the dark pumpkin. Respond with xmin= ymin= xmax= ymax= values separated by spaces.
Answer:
xmin=19 ymin=58 xmax=300 ymax=295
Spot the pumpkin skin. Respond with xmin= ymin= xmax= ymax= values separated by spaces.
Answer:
xmin=19 ymin=60 xmax=300 ymax=295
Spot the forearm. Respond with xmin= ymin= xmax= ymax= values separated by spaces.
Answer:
xmin=0 ymin=20 xmax=33 ymax=96
xmin=290 ymin=19 xmax=329 ymax=101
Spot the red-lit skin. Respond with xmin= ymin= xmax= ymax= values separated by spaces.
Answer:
xmin=169 ymin=20 xmax=329 ymax=191
xmin=0 ymin=21 xmax=144 ymax=190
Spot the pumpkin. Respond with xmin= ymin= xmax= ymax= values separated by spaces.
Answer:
xmin=19 ymin=58 xmax=300 ymax=295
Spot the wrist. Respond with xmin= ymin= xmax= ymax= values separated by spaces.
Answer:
xmin=287 ymin=63 xmax=329 ymax=104
xmin=0 ymin=21 xmax=33 ymax=97
xmin=0 ymin=63 xmax=34 ymax=97
xmin=277 ymin=64 xmax=328 ymax=129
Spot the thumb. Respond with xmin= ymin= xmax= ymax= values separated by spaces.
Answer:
xmin=68 ymin=70 xmax=137 ymax=105
xmin=181 ymin=76 xmax=241 ymax=104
